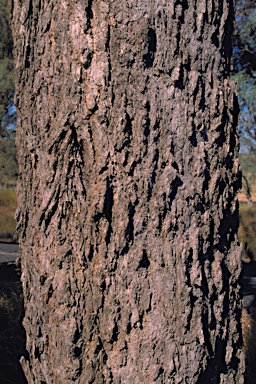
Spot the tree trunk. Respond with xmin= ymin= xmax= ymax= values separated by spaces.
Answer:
xmin=12 ymin=0 xmax=244 ymax=382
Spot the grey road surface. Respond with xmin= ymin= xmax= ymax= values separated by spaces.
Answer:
xmin=0 ymin=241 xmax=19 ymax=264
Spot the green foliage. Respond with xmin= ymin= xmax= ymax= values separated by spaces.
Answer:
xmin=0 ymin=0 xmax=15 ymax=135
xmin=238 ymin=155 xmax=256 ymax=260
xmin=0 ymin=0 xmax=17 ymax=187
xmin=0 ymin=56 xmax=14 ymax=130
xmin=0 ymin=188 xmax=17 ymax=241
xmin=239 ymin=204 xmax=256 ymax=260
xmin=234 ymin=0 xmax=256 ymax=63
xmin=240 ymin=154 xmax=256 ymax=184
xmin=0 ymin=0 xmax=13 ymax=57
xmin=0 ymin=136 xmax=17 ymax=187
xmin=233 ymin=71 xmax=256 ymax=152
xmin=233 ymin=0 xmax=256 ymax=153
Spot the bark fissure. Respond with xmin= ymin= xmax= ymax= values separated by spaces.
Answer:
xmin=143 ymin=27 xmax=157 ymax=68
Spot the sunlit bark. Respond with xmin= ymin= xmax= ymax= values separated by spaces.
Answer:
xmin=12 ymin=1 xmax=244 ymax=382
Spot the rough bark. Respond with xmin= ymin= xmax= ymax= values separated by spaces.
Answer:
xmin=12 ymin=0 xmax=244 ymax=383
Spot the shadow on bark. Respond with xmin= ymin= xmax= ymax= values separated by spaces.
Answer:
xmin=0 ymin=263 xmax=27 ymax=384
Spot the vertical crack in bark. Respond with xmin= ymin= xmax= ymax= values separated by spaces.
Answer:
xmin=122 ymin=202 xmax=135 ymax=255
xmin=169 ymin=176 xmax=183 ymax=205
xmin=185 ymin=248 xmax=196 ymax=332
xmin=174 ymin=65 xmax=185 ymax=90
xmin=201 ymin=260 xmax=214 ymax=357
xmin=124 ymin=112 xmax=132 ymax=137
xmin=103 ymin=177 xmax=114 ymax=247
xmin=38 ymin=184 xmax=61 ymax=230
xmin=147 ymin=148 xmax=159 ymax=200
xmin=25 ymin=44 xmax=31 ymax=68
xmin=222 ymin=1 xmax=234 ymax=75
xmin=143 ymin=27 xmax=157 ymax=68
xmin=197 ymin=338 xmax=228 ymax=384
xmin=85 ymin=0 xmax=93 ymax=31
xmin=138 ymin=250 xmax=150 ymax=269
xmin=220 ymin=259 xmax=231 ymax=325
xmin=106 ymin=23 xmax=112 ymax=85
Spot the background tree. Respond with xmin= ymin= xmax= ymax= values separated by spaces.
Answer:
xmin=12 ymin=1 xmax=244 ymax=383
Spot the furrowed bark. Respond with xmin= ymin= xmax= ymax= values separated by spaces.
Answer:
xmin=12 ymin=0 xmax=244 ymax=382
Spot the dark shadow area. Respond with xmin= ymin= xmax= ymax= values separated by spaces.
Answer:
xmin=240 ymin=260 xmax=256 ymax=384
xmin=0 ymin=262 xmax=27 ymax=384
xmin=241 ymin=260 xmax=256 ymax=309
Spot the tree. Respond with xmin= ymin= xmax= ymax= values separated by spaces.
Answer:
xmin=232 ymin=0 xmax=256 ymax=153
xmin=12 ymin=1 xmax=244 ymax=382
